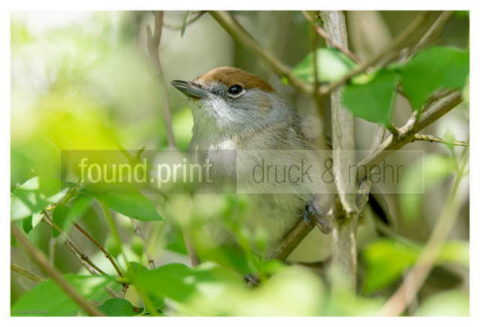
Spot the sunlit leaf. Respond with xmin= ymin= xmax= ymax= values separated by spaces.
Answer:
xmin=438 ymin=241 xmax=469 ymax=266
xmin=342 ymin=69 xmax=398 ymax=124
xmin=292 ymin=47 xmax=357 ymax=83
xmin=398 ymin=46 xmax=469 ymax=110
xmin=12 ymin=275 xmax=113 ymax=316
xmin=11 ymin=177 xmax=51 ymax=222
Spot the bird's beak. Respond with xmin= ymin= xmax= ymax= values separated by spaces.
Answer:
xmin=171 ymin=80 xmax=210 ymax=99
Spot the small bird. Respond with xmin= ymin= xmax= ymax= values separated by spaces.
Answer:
xmin=171 ymin=66 xmax=382 ymax=262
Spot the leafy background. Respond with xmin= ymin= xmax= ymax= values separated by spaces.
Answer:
xmin=11 ymin=11 xmax=469 ymax=316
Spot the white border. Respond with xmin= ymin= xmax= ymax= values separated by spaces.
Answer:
xmin=2 ymin=1 xmax=478 ymax=326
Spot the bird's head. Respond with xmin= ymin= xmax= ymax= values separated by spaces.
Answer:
xmin=171 ymin=67 xmax=291 ymax=135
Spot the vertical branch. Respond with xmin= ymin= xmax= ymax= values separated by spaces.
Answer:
xmin=11 ymin=225 xmax=104 ymax=316
xmin=321 ymin=11 xmax=359 ymax=290
xmin=146 ymin=12 xmax=199 ymax=266
xmin=146 ymin=11 xmax=176 ymax=148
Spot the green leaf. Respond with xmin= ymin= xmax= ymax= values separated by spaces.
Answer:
xmin=342 ymin=70 xmax=398 ymax=124
xmin=128 ymin=263 xmax=220 ymax=303
xmin=362 ymin=239 xmax=419 ymax=294
xmin=89 ymin=189 xmax=162 ymax=221
xmin=399 ymin=154 xmax=455 ymax=221
xmin=12 ymin=275 xmax=113 ymax=316
xmin=399 ymin=46 xmax=469 ymax=110
xmin=98 ymin=298 xmax=140 ymax=316
xmin=292 ymin=47 xmax=357 ymax=83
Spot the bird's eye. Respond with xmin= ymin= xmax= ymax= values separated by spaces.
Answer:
xmin=227 ymin=84 xmax=245 ymax=98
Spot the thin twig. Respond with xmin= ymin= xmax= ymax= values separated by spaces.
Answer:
xmin=302 ymin=11 xmax=362 ymax=64
xmin=413 ymin=133 xmax=468 ymax=146
xmin=378 ymin=148 xmax=468 ymax=316
xmin=403 ymin=11 xmax=453 ymax=60
xmin=163 ymin=11 xmax=205 ymax=31
xmin=146 ymin=11 xmax=176 ymax=147
xmin=130 ymin=220 xmax=155 ymax=269
xmin=209 ymin=11 xmax=313 ymax=96
xmin=72 ymin=222 xmax=124 ymax=276
xmin=318 ymin=13 xmax=431 ymax=96
xmin=12 ymin=225 xmax=104 ymax=316
xmin=11 ymin=264 xmax=44 ymax=283
xmin=357 ymin=91 xmax=463 ymax=178
xmin=42 ymin=214 xmax=106 ymax=276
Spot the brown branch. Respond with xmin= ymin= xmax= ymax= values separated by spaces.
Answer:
xmin=378 ymin=149 xmax=468 ymax=316
xmin=11 ymin=264 xmax=44 ymax=283
xmin=302 ymin=11 xmax=362 ymax=64
xmin=12 ymin=225 xmax=104 ymax=316
xmin=209 ymin=11 xmax=313 ymax=96
xmin=318 ymin=13 xmax=431 ymax=96
xmin=146 ymin=11 xmax=176 ymax=148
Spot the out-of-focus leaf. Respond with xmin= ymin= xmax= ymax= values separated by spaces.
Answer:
xmin=98 ymin=298 xmax=140 ymax=316
xmin=12 ymin=275 xmax=113 ymax=316
xmin=11 ymin=177 xmax=51 ymax=223
xmin=292 ymin=48 xmax=357 ymax=83
xmin=342 ymin=70 xmax=398 ymax=124
xmin=90 ymin=189 xmax=162 ymax=221
xmin=399 ymin=154 xmax=455 ymax=221
xmin=128 ymin=262 xmax=225 ymax=303
xmin=438 ymin=241 xmax=469 ymax=266
xmin=399 ymin=46 xmax=469 ymax=110
xmin=362 ymin=239 xmax=419 ymax=294
xmin=52 ymin=204 xmax=69 ymax=237
xmin=172 ymin=107 xmax=194 ymax=151
xmin=415 ymin=290 xmax=469 ymax=316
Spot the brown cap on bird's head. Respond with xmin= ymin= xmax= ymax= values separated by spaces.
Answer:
xmin=171 ymin=66 xmax=274 ymax=99
xmin=195 ymin=66 xmax=274 ymax=93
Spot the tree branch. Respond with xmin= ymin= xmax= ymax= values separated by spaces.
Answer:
xmin=321 ymin=11 xmax=359 ymax=291
xmin=11 ymin=225 xmax=104 ymax=316
xmin=209 ymin=11 xmax=313 ymax=96
xmin=271 ymin=91 xmax=463 ymax=265
xmin=378 ymin=148 xmax=468 ymax=316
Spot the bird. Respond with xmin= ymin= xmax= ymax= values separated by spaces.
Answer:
xmin=171 ymin=66 xmax=386 ymax=262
